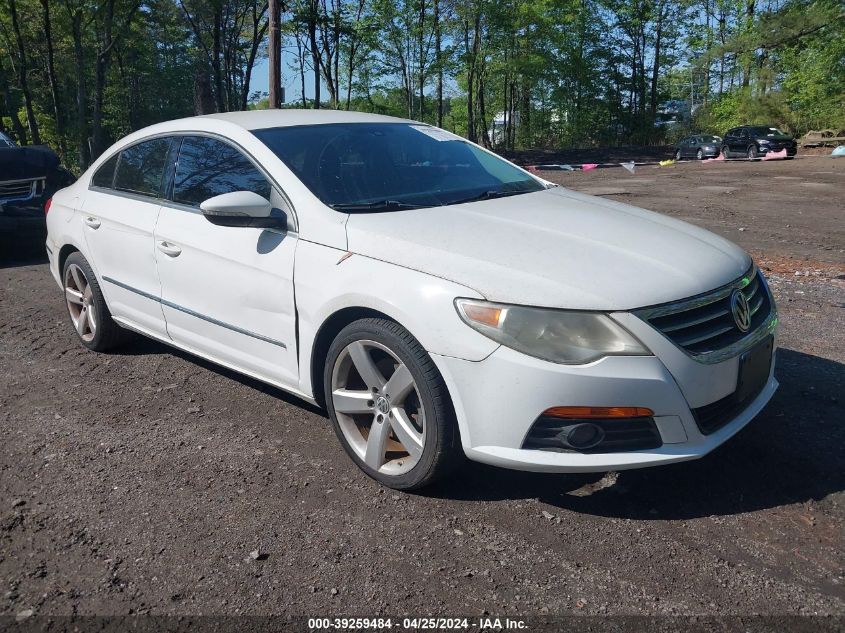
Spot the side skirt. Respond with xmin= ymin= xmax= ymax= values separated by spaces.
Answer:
xmin=111 ymin=316 xmax=319 ymax=408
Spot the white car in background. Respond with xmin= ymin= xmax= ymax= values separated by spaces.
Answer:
xmin=45 ymin=110 xmax=779 ymax=490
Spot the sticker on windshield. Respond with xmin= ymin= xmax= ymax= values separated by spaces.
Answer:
xmin=410 ymin=125 xmax=458 ymax=142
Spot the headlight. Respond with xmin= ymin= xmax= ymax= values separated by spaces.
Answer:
xmin=758 ymin=139 xmax=770 ymax=144
xmin=454 ymin=299 xmax=650 ymax=365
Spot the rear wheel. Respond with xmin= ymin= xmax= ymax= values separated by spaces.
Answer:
xmin=63 ymin=252 xmax=131 ymax=352
xmin=721 ymin=145 xmax=730 ymax=158
xmin=324 ymin=318 xmax=461 ymax=490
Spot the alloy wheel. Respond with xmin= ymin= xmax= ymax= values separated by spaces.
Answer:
xmin=331 ymin=339 xmax=425 ymax=475
xmin=64 ymin=263 xmax=97 ymax=342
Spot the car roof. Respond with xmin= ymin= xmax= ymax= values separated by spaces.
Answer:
xmin=199 ymin=109 xmax=416 ymax=131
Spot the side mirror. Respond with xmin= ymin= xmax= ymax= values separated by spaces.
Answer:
xmin=200 ymin=191 xmax=286 ymax=230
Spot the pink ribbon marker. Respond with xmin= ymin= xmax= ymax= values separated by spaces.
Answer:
xmin=763 ymin=148 xmax=787 ymax=161
xmin=581 ymin=163 xmax=598 ymax=171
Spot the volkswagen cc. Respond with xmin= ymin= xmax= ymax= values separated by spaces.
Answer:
xmin=45 ymin=110 xmax=778 ymax=489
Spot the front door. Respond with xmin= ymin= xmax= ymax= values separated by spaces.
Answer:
xmin=81 ymin=137 xmax=172 ymax=336
xmin=154 ymin=135 xmax=298 ymax=386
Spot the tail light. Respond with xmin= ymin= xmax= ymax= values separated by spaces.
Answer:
xmin=44 ymin=198 xmax=52 ymax=215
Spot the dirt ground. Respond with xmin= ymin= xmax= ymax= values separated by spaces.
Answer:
xmin=0 ymin=155 xmax=843 ymax=625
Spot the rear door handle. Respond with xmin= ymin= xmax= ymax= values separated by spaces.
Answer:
xmin=157 ymin=241 xmax=182 ymax=257
xmin=83 ymin=216 xmax=101 ymax=229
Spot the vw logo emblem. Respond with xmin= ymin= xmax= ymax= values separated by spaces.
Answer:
xmin=730 ymin=289 xmax=751 ymax=332
xmin=375 ymin=396 xmax=391 ymax=415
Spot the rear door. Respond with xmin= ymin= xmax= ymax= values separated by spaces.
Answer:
xmin=154 ymin=135 xmax=298 ymax=386
xmin=723 ymin=129 xmax=737 ymax=154
xmin=82 ymin=137 xmax=174 ymax=336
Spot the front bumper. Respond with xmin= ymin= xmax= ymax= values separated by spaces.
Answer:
xmin=433 ymin=322 xmax=778 ymax=473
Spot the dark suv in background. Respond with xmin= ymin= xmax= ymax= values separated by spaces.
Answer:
xmin=1 ymin=131 xmax=74 ymax=257
xmin=721 ymin=126 xmax=797 ymax=159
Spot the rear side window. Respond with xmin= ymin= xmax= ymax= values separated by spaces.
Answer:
xmin=91 ymin=154 xmax=119 ymax=188
xmin=113 ymin=138 xmax=171 ymax=197
xmin=172 ymin=136 xmax=271 ymax=207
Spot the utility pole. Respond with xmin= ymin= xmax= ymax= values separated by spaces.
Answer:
xmin=268 ymin=0 xmax=282 ymax=108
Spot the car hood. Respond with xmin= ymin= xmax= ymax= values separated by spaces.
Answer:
xmin=344 ymin=187 xmax=751 ymax=311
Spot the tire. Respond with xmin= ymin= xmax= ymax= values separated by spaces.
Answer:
xmin=721 ymin=145 xmax=730 ymax=158
xmin=696 ymin=149 xmax=704 ymax=160
xmin=62 ymin=252 xmax=131 ymax=352
xmin=747 ymin=145 xmax=758 ymax=159
xmin=323 ymin=318 xmax=461 ymax=490
xmin=675 ymin=150 xmax=682 ymax=161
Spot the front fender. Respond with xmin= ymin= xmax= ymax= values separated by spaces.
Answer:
xmin=294 ymin=240 xmax=499 ymax=399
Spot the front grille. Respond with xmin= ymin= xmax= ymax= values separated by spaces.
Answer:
xmin=0 ymin=178 xmax=38 ymax=201
xmin=636 ymin=268 xmax=773 ymax=359
xmin=522 ymin=416 xmax=662 ymax=453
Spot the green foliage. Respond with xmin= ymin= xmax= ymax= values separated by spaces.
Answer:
xmin=0 ymin=0 xmax=841 ymax=169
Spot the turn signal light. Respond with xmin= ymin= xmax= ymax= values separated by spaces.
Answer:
xmin=44 ymin=198 xmax=52 ymax=215
xmin=461 ymin=302 xmax=505 ymax=328
xmin=542 ymin=406 xmax=653 ymax=419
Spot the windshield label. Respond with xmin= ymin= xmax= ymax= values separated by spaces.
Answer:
xmin=410 ymin=125 xmax=458 ymax=142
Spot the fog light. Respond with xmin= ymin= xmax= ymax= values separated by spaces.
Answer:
xmin=557 ymin=423 xmax=605 ymax=450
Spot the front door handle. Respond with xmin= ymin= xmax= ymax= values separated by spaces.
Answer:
xmin=157 ymin=241 xmax=182 ymax=257
xmin=83 ymin=216 xmax=101 ymax=229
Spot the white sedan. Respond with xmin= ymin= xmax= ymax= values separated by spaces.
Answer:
xmin=45 ymin=110 xmax=779 ymax=489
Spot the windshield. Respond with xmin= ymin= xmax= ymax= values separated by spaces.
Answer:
xmin=750 ymin=126 xmax=786 ymax=137
xmin=253 ymin=123 xmax=543 ymax=211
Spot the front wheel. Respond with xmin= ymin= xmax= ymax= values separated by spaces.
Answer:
xmin=675 ymin=149 xmax=682 ymax=161
xmin=324 ymin=318 xmax=461 ymax=490
xmin=696 ymin=149 xmax=704 ymax=160
xmin=747 ymin=145 xmax=758 ymax=159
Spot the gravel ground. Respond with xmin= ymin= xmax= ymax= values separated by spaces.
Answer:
xmin=0 ymin=156 xmax=843 ymax=623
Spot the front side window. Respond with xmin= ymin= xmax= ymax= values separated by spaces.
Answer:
xmin=253 ymin=123 xmax=543 ymax=211
xmin=91 ymin=154 xmax=119 ymax=189
xmin=172 ymin=136 xmax=271 ymax=207
xmin=113 ymin=138 xmax=171 ymax=197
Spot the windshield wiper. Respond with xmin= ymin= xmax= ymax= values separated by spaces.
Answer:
xmin=449 ymin=189 xmax=528 ymax=205
xmin=331 ymin=199 xmax=428 ymax=212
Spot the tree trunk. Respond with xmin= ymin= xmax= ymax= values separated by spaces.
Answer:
xmin=244 ymin=3 xmax=269 ymax=109
xmin=213 ymin=4 xmax=225 ymax=112
xmin=465 ymin=20 xmax=475 ymax=142
xmin=268 ymin=0 xmax=282 ymax=108
xmin=295 ymin=33 xmax=307 ymax=106
xmin=91 ymin=0 xmax=116 ymax=160
xmin=71 ymin=10 xmax=90 ymax=169
xmin=8 ymin=0 xmax=41 ymax=145
xmin=41 ymin=0 xmax=66 ymax=157
xmin=650 ymin=3 xmax=664 ymax=123
xmin=741 ymin=0 xmax=755 ymax=88
xmin=308 ymin=0 xmax=321 ymax=108
xmin=194 ymin=66 xmax=216 ymax=114
xmin=434 ymin=0 xmax=442 ymax=127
